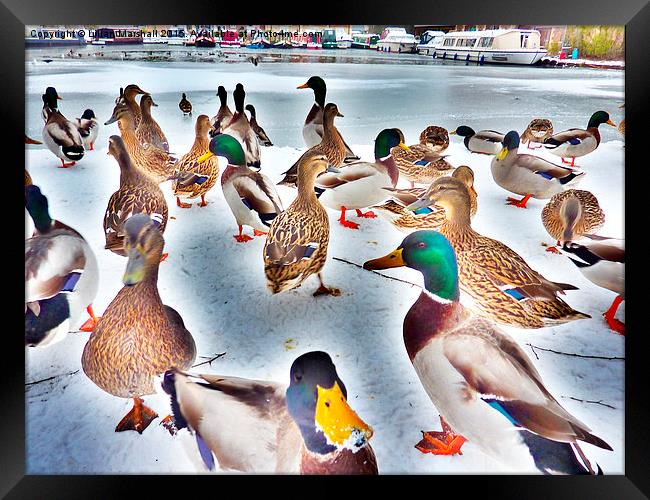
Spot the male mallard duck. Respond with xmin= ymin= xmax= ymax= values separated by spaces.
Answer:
xmin=210 ymin=85 xmax=233 ymax=134
xmin=278 ymin=103 xmax=348 ymax=188
xmin=543 ymin=111 xmax=616 ymax=166
xmin=492 ymin=131 xmax=585 ymax=208
xmin=297 ymin=76 xmax=359 ymax=161
xmin=245 ymin=104 xmax=273 ymax=146
xmin=25 ymin=185 xmax=99 ymax=346
xmin=363 ymin=231 xmax=611 ymax=473
xmin=115 ymin=84 xmax=147 ymax=131
xmin=521 ymin=119 xmax=553 ymax=149
xmin=25 ymin=135 xmax=42 ymax=186
xmin=220 ymin=83 xmax=261 ymax=169
xmin=162 ymin=351 xmax=376 ymax=474
xmin=74 ymin=109 xmax=99 ymax=151
xmin=171 ymin=115 xmax=219 ymax=208
xmin=562 ymin=236 xmax=624 ymax=335
xmin=315 ymin=128 xmax=408 ymax=229
xmin=406 ymin=177 xmax=589 ymax=328
xmin=136 ymin=94 xmax=169 ymax=152
xmin=42 ymin=91 xmax=85 ymax=168
xmin=82 ymin=214 xmax=196 ymax=433
xmin=451 ymin=126 xmax=504 ymax=155
xmin=103 ymin=135 xmax=168 ymax=256
xmin=41 ymin=86 xmax=61 ymax=122
xmin=179 ymin=93 xmax=192 ymax=116
xmin=391 ymin=128 xmax=454 ymax=187
xmin=105 ymin=100 xmax=177 ymax=184
xmin=541 ymin=189 xmax=605 ymax=253
xmin=374 ymin=166 xmax=477 ymax=233
xmin=199 ymin=133 xmax=283 ymax=242
xmin=264 ymin=154 xmax=340 ymax=296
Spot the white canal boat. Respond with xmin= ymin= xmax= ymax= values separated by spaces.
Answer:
xmin=376 ymin=27 xmax=417 ymax=53
xmin=417 ymin=30 xmax=445 ymax=56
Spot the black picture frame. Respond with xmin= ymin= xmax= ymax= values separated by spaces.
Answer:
xmin=5 ymin=0 xmax=646 ymax=496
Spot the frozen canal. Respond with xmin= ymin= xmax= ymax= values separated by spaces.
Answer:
xmin=25 ymin=53 xmax=624 ymax=474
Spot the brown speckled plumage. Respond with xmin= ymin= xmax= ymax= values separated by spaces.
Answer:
xmin=430 ymin=177 xmax=589 ymax=328
xmin=541 ymin=189 xmax=605 ymax=243
xmin=172 ymin=115 xmax=219 ymax=201
xmin=419 ymin=125 xmax=450 ymax=152
xmin=300 ymin=444 xmax=378 ymax=474
xmin=115 ymin=84 xmax=146 ymax=133
xmin=521 ymin=118 xmax=553 ymax=144
xmin=82 ymin=217 xmax=195 ymax=399
xmin=391 ymin=126 xmax=454 ymax=185
xmin=136 ymin=94 xmax=169 ymax=152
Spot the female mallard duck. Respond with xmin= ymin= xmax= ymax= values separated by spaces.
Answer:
xmin=82 ymin=214 xmax=196 ymax=433
xmin=278 ymin=103 xmax=348 ymax=188
xmin=245 ymin=104 xmax=273 ymax=146
xmin=297 ymin=76 xmax=358 ymax=161
xmin=41 ymin=86 xmax=61 ymax=122
xmin=264 ymin=154 xmax=340 ymax=296
xmin=374 ymin=166 xmax=477 ymax=233
xmin=541 ymin=189 xmax=605 ymax=253
xmin=521 ymin=118 xmax=553 ymax=149
xmin=179 ymin=93 xmax=192 ymax=116
xmin=363 ymin=231 xmax=611 ymax=473
xmin=25 ymin=135 xmax=42 ymax=186
xmin=162 ymin=351 xmax=376 ymax=474
xmin=74 ymin=109 xmax=99 ymax=151
xmin=562 ymin=236 xmax=624 ymax=335
xmin=406 ymin=177 xmax=589 ymax=328
xmin=171 ymin=115 xmax=219 ymax=208
xmin=42 ymin=90 xmax=85 ymax=168
xmin=210 ymin=86 xmax=233 ymax=134
xmin=136 ymin=94 xmax=169 ymax=152
xmin=105 ymin=101 xmax=177 ymax=184
xmin=220 ymin=83 xmax=261 ymax=169
xmin=543 ymin=111 xmax=616 ymax=166
xmin=492 ymin=131 xmax=585 ymax=208
xmin=116 ymin=84 xmax=147 ymax=131
xmin=103 ymin=135 xmax=168 ymax=257
xmin=25 ymin=185 xmax=99 ymax=346
xmin=390 ymin=128 xmax=454 ymax=188
xmin=451 ymin=126 xmax=504 ymax=155
xmin=315 ymin=128 xmax=409 ymax=229
xmin=199 ymin=134 xmax=283 ymax=242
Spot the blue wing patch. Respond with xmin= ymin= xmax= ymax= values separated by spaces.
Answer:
xmin=194 ymin=175 xmax=209 ymax=185
xmin=568 ymin=137 xmax=581 ymax=145
xmin=414 ymin=160 xmax=430 ymax=166
xmin=196 ymin=432 xmax=215 ymax=471
xmin=414 ymin=206 xmax=434 ymax=215
xmin=504 ymin=288 xmax=526 ymax=300
xmin=241 ymin=197 xmax=253 ymax=210
xmin=535 ymin=170 xmax=555 ymax=180
xmin=302 ymin=244 xmax=318 ymax=259
xmin=61 ymin=272 xmax=81 ymax=292
xmin=483 ymin=398 xmax=520 ymax=426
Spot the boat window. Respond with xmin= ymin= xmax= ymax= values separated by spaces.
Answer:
xmin=457 ymin=38 xmax=477 ymax=47
xmin=520 ymin=34 xmax=529 ymax=48
xmin=478 ymin=37 xmax=493 ymax=47
xmin=443 ymin=38 xmax=456 ymax=46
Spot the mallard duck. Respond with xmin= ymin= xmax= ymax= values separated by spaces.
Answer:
xmin=562 ymin=236 xmax=624 ymax=335
xmin=82 ymin=214 xmax=196 ymax=434
xmin=297 ymin=76 xmax=358 ymax=161
xmin=541 ymin=189 xmax=605 ymax=253
xmin=374 ymin=166 xmax=477 ymax=233
xmin=136 ymin=94 xmax=169 ymax=152
xmin=315 ymin=128 xmax=408 ymax=229
xmin=405 ymin=176 xmax=589 ymax=328
xmin=245 ymin=104 xmax=273 ymax=146
xmin=278 ymin=103 xmax=348 ymax=188
xmin=618 ymin=104 xmax=624 ymax=136
xmin=103 ymin=135 xmax=168 ymax=257
xmin=390 ymin=129 xmax=454 ymax=187
xmin=451 ymin=126 xmax=504 ymax=155
xmin=210 ymin=85 xmax=233 ymax=134
xmin=105 ymin=100 xmax=177 ymax=184
xmin=220 ymin=83 xmax=261 ymax=169
xmin=116 ymin=84 xmax=147 ymax=131
xmin=171 ymin=115 xmax=219 ymax=208
xmin=521 ymin=119 xmax=553 ymax=149
xmin=199 ymin=133 xmax=283 ymax=242
xmin=42 ymin=91 xmax=85 ymax=168
xmin=492 ymin=131 xmax=585 ymax=208
xmin=363 ymin=231 xmax=611 ymax=473
xmin=25 ymin=185 xmax=99 ymax=346
xmin=543 ymin=111 xmax=616 ymax=166
xmin=264 ymin=154 xmax=340 ymax=296
xmin=162 ymin=351 xmax=376 ymax=473
xmin=179 ymin=93 xmax=192 ymax=116
xmin=41 ymin=86 xmax=61 ymax=123
xmin=25 ymin=135 xmax=42 ymax=186
xmin=74 ymin=109 xmax=99 ymax=151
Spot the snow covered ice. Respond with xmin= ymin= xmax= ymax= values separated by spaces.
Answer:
xmin=25 ymin=55 xmax=624 ymax=474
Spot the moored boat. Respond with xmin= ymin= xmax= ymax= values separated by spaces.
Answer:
xmin=220 ymin=29 xmax=241 ymax=48
xmin=376 ymin=27 xmax=417 ymax=53
xmin=195 ymin=30 xmax=216 ymax=48
xmin=417 ymin=30 xmax=445 ymax=55
xmin=321 ymin=29 xmax=338 ymax=49
xmin=351 ymin=33 xmax=379 ymax=49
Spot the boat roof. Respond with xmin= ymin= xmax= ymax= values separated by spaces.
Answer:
xmin=443 ymin=29 xmax=540 ymax=38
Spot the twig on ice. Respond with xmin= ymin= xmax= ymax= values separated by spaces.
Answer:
xmin=192 ymin=352 xmax=227 ymax=368
xmin=561 ymin=395 xmax=616 ymax=410
xmin=526 ymin=344 xmax=624 ymax=361
xmin=332 ymin=257 xmax=419 ymax=288
xmin=25 ymin=370 xmax=79 ymax=387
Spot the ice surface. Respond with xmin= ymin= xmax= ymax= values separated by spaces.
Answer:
xmin=25 ymin=56 xmax=624 ymax=474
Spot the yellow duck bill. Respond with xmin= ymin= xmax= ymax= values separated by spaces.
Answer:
xmin=197 ymin=151 xmax=215 ymax=163
xmin=362 ymin=248 xmax=405 ymax=270
xmin=495 ymin=146 xmax=509 ymax=161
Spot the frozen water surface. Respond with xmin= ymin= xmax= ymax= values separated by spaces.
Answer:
xmin=25 ymin=52 xmax=624 ymax=474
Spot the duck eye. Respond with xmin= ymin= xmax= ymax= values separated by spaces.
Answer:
xmin=294 ymin=373 xmax=302 ymax=381
xmin=325 ymin=401 xmax=330 ymax=408
xmin=417 ymin=242 xmax=426 ymax=249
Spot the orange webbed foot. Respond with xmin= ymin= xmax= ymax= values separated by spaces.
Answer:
xmin=115 ymin=398 xmax=158 ymax=434
xmin=415 ymin=416 xmax=466 ymax=456
xmin=604 ymin=316 xmax=625 ymax=336
xmin=339 ymin=219 xmax=360 ymax=230
xmin=176 ymin=197 xmax=192 ymax=208
xmin=253 ymin=229 xmax=267 ymax=237
xmin=545 ymin=246 xmax=561 ymax=254
xmin=506 ymin=194 xmax=531 ymax=208
xmin=234 ymin=234 xmax=253 ymax=243
xmin=355 ymin=209 xmax=377 ymax=219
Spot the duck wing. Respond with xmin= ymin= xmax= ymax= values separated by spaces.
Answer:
xmin=46 ymin=113 xmax=83 ymax=148
xmin=314 ymin=162 xmax=378 ymax=190
xmin=544 ymin=129 xmax=591 ymax=148
xmin=512 ymin=153 xmax=583 ymax=182
xmin=475 ymin=130 xmax=505 ymax=142
xmin=233 ymin=172 xmax=284 ymax=216
xmin=382 ymin=186 xmax=426 ymax=206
